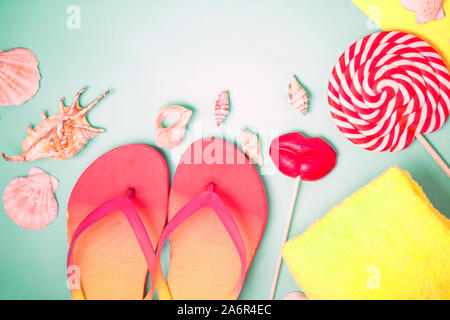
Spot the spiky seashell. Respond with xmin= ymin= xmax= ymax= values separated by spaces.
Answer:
xmin=3 ymin=167 xmax=58 ymax=230
xmin=214 ymin=90 xmax=230 ymax=126
xmin=2 ymin=87 xmax=109 ymax=162
xmin=155 ymin=105 xmax=192 ymax=148
xmin=0 ymin=48 xmax=41 ymax=106
xmin=241 ymin=128 xmax=263 ymax=165
xmin=400 ymin=0 xmax=445 ymax=24
xmin=287 ymin=75 xmax=309 ymax=115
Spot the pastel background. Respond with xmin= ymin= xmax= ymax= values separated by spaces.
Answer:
xmin=0 ymin=0 xmax=448 ymax=299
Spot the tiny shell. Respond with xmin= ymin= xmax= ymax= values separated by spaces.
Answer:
xmin=3 ymin=167 xmax=58 ymax=230
xmin=400 ymin=0 xmax=445 ymax=24
xmin=0 ymin=48 xmax=41 ymax=106
xmin=2 ymin=87 xmax=109 ymax=162
xmin=283 ymin=292 xmax=308 ymax=300
xmin=287 ymin=75 xmax=309 ymax=115
xmin=155 ymin=105 xmax=192 ymax=148
xmin=241 ymin=129 xmax=263 ymax=165
xmin=214 ymin=90 xmax=230 ymax=126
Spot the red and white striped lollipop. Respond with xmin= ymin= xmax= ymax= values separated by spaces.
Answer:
xmin=328 ymin=31 xmax=450 ymax=154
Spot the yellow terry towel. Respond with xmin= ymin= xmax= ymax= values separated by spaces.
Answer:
xmin=282 ymin=167 xmax=450 ymax=299
xmin=350 ymin=0 xmax=450 ymax=67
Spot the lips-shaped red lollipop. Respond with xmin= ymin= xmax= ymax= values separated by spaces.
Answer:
xmin=269 ymin=132 xmax=337 ymax=181
xmin=269 ymin=132 xmax=337 ymax=300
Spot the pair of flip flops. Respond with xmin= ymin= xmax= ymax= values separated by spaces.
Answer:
xmin=66 ymin=137 xmax=268 ymax=300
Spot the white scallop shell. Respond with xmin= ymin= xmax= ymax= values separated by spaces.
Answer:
xmin=400 ymin=0 xmax=445 ymax=24
xmin=0 ymin=48 xmax=41 ymax=106
xmin=3 ymin=168 xmax=58 ymax=230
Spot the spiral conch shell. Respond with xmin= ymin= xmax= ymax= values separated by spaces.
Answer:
xmin=241 ymin=129 xmax=263 ymax=165
xmin=400 ymin=0 xmax=445 ymax=24
xmin=287 ymin=75 xmax=309 ymax=115
xmin=3 ymin=167 xmax=58 ymax=230
xmin=0 ymin=48 xmax=41 ymax=106
xmin=155 ymin=105 xmax=192 ymax=148
xmin=2 ymin=87 xmax=110 ymax=162
xmin=214 ymin=90 xmax=230 ymax=126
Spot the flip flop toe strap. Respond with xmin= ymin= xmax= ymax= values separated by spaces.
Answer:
xmin=67 ymin=189 xmax=157 ymax=300
xmin=155 ymin=185 xmax=247 ymax=300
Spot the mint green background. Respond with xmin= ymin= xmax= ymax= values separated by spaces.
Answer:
xmin=0 ymin=0 xmax=449 ymax=300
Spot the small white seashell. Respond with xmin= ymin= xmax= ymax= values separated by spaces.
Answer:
xmin=287 ymin=75 xmax=309 ymax=115
xmin=214 ymin=90 xmax=230 ymax=126
xmin=0 ymin=48 xmax=41 ymax=106
xmin=155 ymin=105 xmax=192 ymax=148
xmin=241 ymin=128 xmax=263 ymax=165
xmin=400 ymin=0 xmax=445 ymax=24
xmin=3 ymin=167 xmax=59 ymax=230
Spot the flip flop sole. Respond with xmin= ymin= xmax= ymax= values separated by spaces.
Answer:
xmin=167 ymin=137 xmax=267 ymax=299
xmin=67 ymin=144 xmax=169 ymax=300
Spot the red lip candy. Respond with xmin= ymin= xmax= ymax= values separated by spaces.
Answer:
xmin=268 ymin=131 xmax=338 ymax=299
xmin=269 ymin=132 xmax=337 ymax=181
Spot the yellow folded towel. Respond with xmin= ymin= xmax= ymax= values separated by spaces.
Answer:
xmin=282 ymin=167 xmax=450 ymax=299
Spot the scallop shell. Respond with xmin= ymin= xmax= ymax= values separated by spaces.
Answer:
xmin=241 ymin=128 xmax=263 ymax=165
xmin=2 ymin=87 xmax=110 ymax=162
xmin=3 ymin=167 xmax=58 ymax=230
xmin=287 ymin=75 xmax=309 ymax=115
xmin=400 ymin=0 xmax=445 ymax=24
xmin=154 ymin=105 xmax=192 ymax=148
xmin=214 ymin=90 xmax=230 ymax=126
xmin=0 ymin=48 xmax=41 ymax=106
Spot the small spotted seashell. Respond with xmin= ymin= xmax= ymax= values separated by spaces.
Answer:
xmin=287 ymin=75 xmax=309 ymax=115
xmin=214 ymin=90 xmax=230 ymax=126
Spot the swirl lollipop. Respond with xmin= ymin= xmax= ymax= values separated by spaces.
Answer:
xmin=328 ymin=31 xmax=450 ymax=177
xmin=268 ymin=132 xmax=337 ymax=299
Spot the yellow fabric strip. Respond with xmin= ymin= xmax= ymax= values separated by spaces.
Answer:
xmin=351 ymin=0 xmax=450 ymax=67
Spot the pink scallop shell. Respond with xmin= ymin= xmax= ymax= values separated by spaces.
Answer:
xmin=3 ymin=168 xmax=58 ymax=230
xmin=400 ymin=0 xmax=445 ymax=24
xmin=283 ymin=292 xmax=308 ymax=300
xmin=0 ymin=48 xmax=41 ymax=106
xmin=154 ymin=105 xmax=192 ymax=148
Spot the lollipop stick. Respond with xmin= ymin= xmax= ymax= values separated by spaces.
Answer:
xmin=416 ymin=134 xmax=450 ymax=178
xmin=269 ymin=176 xmax=301 ymax=300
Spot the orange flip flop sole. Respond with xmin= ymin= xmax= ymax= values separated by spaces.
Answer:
xmin=67 ymin=144 xmax=169 ymax=300
xmin=166 ymin=137 xmax=267 ymax=299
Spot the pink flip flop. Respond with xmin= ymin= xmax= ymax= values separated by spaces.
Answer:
xmin=155 ymin=137 xmax=268 ymax=300
xmin=67 ymin=144 xmax=169 ymax=300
